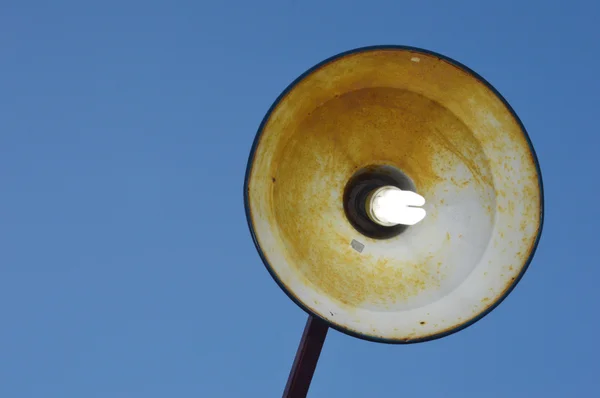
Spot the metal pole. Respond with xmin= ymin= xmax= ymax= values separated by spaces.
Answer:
xmin=282 ymin=315 xmax=329 ymax=398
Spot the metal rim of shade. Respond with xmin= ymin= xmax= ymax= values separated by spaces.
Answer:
xmin=243 ymin=45 xmax=544 ymax=344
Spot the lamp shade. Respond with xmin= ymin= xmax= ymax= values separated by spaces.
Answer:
xmin=244 ymin=46 xmax=543 ymax=343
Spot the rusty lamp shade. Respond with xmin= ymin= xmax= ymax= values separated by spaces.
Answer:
xmin=244 ymin=46 xmax=543 ymax=344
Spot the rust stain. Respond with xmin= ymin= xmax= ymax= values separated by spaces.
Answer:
xmin=519 ymin=219 xmax=527 ymax=232
xmin=507 ymin=200 xmax=515 ymax=217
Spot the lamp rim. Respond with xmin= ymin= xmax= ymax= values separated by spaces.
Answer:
xmin=243 ymin=44 xmax=545 ymax=344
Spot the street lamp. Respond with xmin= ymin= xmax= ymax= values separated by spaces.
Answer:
xmin=244 ymin=46 xmax=544 ymax=397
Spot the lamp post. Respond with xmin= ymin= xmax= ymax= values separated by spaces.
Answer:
xmin=244 ymin=46 xmax=544 ymax=397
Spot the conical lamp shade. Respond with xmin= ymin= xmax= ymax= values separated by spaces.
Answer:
xmin=244 ymin=46 xmax=543 ymax=343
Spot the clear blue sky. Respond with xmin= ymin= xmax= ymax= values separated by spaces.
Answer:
xmin=1 ymin=1 xmax=598 ymax=397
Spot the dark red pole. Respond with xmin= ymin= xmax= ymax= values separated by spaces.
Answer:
xmin=282 ymin=315 xmax=329 ymax=398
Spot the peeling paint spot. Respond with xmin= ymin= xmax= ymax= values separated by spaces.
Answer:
xmin=351 ymin=239 xmax=365 ymax=253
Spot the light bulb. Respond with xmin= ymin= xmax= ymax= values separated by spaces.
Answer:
xmin=367 ymin=186 xmax=426 ymax=226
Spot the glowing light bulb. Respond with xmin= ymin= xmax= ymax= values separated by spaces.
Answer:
xmin=367 ymin=186 xmax=427 ymax=226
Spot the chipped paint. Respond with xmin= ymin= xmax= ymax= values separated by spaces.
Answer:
xmin=245 ymin=46 xmax=543 ymax=343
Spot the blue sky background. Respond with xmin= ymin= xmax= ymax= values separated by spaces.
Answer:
xmin=1 ymin=1 xmax=598 ymax=397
